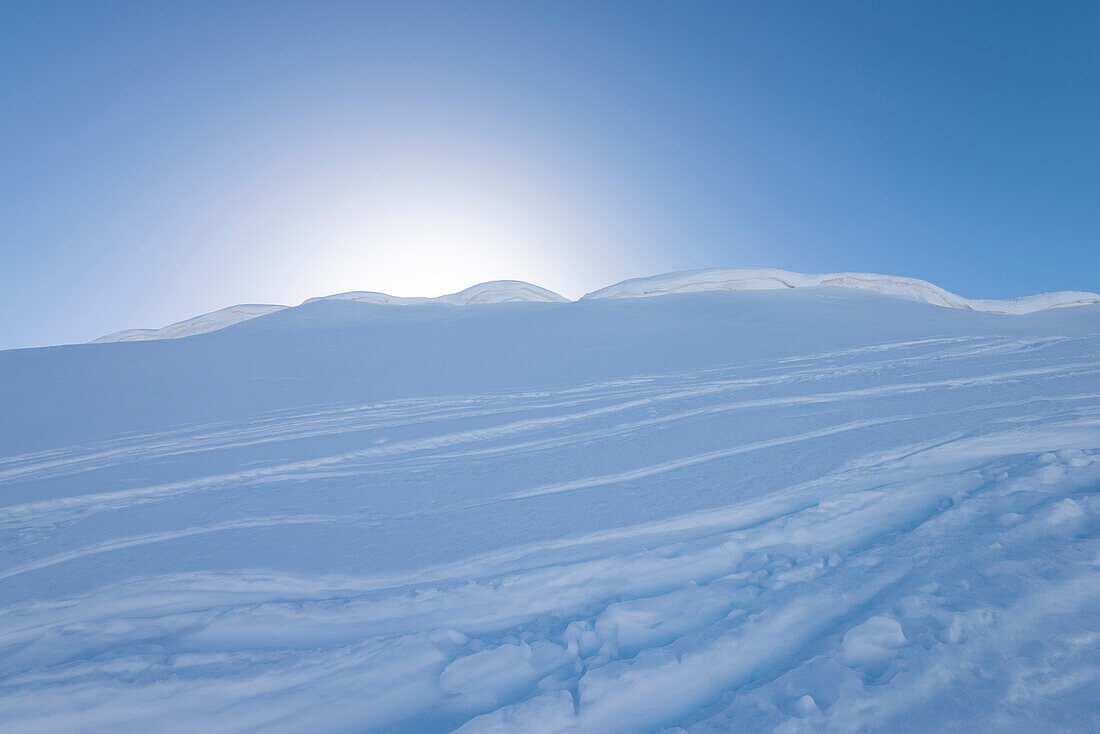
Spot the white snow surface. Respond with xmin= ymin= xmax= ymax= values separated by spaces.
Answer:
xmin=92 ymin=270 xmax=1100 ymax=342
xmin=303 ymin=280 xmax=570 ymax=307
xmin=5 ymin=287 xmax=1100 ymax=732
xmin=91 ymin=303 xmax=287 ymax=342
xmin=583 ymin=267 xmax=1100 ymax=313
xmin=94 ymin=281 xmax=568 ymax=343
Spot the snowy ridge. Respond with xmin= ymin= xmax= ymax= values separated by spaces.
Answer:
xmin=435 ymin=280 xmax=569 ymax=305
xmin=90 ymin=304 xmax=287 ymax=343
xmin=301 ymin=291 xmax=435 ymax=307
xmin=302 ymin=280 xmax=569 ymax=307
xmin=90 ymin=270 xmax=1098 ymax=343
xmin=582 ymin=267 xmax=1100 ymax=313
xmin=94 ymin=281 xmax=567 ymax=343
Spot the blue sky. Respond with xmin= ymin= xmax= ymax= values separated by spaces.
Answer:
xmin=2 ymin=1 xmax=1098 ymax=349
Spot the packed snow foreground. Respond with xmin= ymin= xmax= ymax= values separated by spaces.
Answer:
xmin=2 ymin=270 xmax=1099 ymax=733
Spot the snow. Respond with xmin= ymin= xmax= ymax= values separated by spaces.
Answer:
xmin=303 ymin=280 xmax=569 ymax=307
xmin=4 ymin=285 xmax=1100 ymax=732
xmin=95 ymin=281 xmax=567 ymax=343
xmin=92 ymin=270 xmax=1099 ymax=342
xmin=838 ymin=616 xmax=908 ymax=668
xmin=582 ymin=267 xmax=1100 ymax=313
xmin=90 ymin=303 xmax=286 ymax=342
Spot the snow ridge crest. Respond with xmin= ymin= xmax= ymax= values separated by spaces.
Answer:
xmin=92 ymin=269 xmax=1099 ymax=343
xmin=582 ymin=268 xmax=1100 ymax=314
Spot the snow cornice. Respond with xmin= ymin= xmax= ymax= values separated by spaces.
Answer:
xmin=91 ymin=269 xmax=1100 ymax=343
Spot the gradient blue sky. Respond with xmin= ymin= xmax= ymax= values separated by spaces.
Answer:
xmin=2 ymin=1 xmax=1098 ymax=349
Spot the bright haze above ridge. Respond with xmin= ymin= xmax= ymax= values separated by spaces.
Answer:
xmin=2 ymin=2 xmax=1099 ymax=349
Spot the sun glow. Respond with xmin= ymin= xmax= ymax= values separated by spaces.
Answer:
xmin=284 ymin=145 xmax=614 ymax=303
xmin=318 ymin=186 xmax=546 ymax=298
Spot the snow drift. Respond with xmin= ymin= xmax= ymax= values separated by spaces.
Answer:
xmin=582 ymin=267 xmax=1100 ymax=313
xmin=91 ymin=303 xmax=287 ymax=342
xmin=302 ymin=280 xmax=569 ymax=307
xmin=91 ymin=269 xmax=1100 ymax=342
xmin=93 ymin=281 xmax=567 ymax=343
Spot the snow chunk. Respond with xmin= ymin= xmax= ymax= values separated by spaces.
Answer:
xmin=839 ymin=615 xmax=908 ymax=667
xmin=582 ymin=268 xmax=1100 ymax=314
xmin=1040 ymin=498 xmax=1089 ymax=537
xmin=793 ymin=693 xmax=821 ymax=717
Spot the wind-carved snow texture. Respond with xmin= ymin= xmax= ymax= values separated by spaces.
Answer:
xmin=91 ymin=269 xmax=1100 ymax=342
xmin=3 ymin=287 xmax=1099 ymax=732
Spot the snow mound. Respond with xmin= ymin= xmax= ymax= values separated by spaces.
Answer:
xmin=582 ymin=268 xmax=1100 ymax=314
xmin=303 ymin=280 xmax=568 ymax=307
xmin=301 ymin=291 xmax=435 ymax=307
xmin=91 ymin=304 xmax=287 ymax=343
xmin=436 ymin=280 xmax=569 ymax=305
xmin=91 ymin=270 xmax=1098 ymax=343
xmin=94 ymin=282 xmax=567 ymax=343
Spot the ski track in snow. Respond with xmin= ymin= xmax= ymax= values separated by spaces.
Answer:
xmin=2 ymin=326 xmax=1099 ymax=732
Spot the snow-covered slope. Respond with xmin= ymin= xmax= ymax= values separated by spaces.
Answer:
xmin=434 ymin=280 xmax=569 ymax=305
xmin=583 ymin=267 xmax=1100 ymax=313
xmin=302 ymin=280 xmax=569 ymax=307
xmin=90 ymin=303 xmax=287 ymax=342
xmin=91 ymin=270 xmax=1100 ymax=343
xmin=94 ymin=281 xmax=568 ymax=342
xmin=4 ymin=287 xmax=1100 ymax=732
